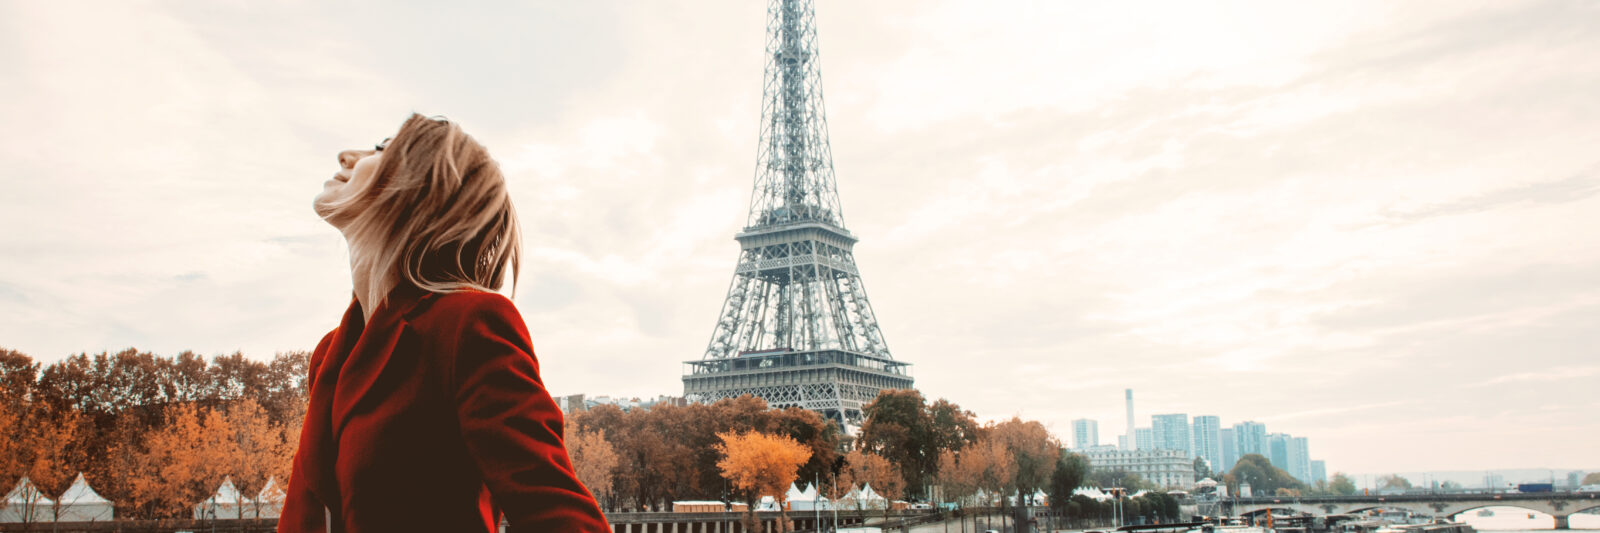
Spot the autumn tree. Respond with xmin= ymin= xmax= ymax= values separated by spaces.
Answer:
xmin=221 ymin=397 xmax=295 ymax=500
xmin=1583 ymin=472 xmax=1600 ymax=485
xmin=715 ymin=431 xmax=812 ymax=533
xmin=571 ymin=394 xmax=843 ymax=510
xmin=0 ymin=348 xmax=37 ymax=411
xmin=928 ymin=399 xmax=981 ymax=456
xmin=961 ymin=438 xmax=1016 ymax=506
xmin=935 ymin=449 xmax=974 ymax=506
xmin=858 ymin=390 xmax=981 ymax=499
xmin=120 ymin=403 xmax=241 ymax=517
xmin=988 ymin=417 xmax=1059 ymax=504
xmin=564 ymin=420 xmax=621 ymax=509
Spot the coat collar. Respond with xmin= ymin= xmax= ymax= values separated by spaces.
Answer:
xmin=346 ymin=283 xmax=437 ymax=331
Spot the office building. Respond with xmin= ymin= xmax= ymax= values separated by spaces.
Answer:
xmin=1072 ymin=419 xmax=1099 ymax=450
xmin=1192 ymin=415 xmax=1222 ymax=472
xmin=1233 ymin=421 xmax=1266 ymax=458
xmin=1135 ymin=427 xmax=1154 ymax=450
xmin=1152 ymin=414 xmax=1192 ymax=455
xmin=1310 ymin=460 xmax=1327 ymax=486
xmin=1286 ymin=436 xmax=1311 ymax=481
xmin=1219 ymin=427 xmax=1238 ymax=473
xmin=1267 ymin=433 xmax=1290 ymax=471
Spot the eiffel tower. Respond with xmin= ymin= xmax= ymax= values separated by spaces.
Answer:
xmin=682 ymin=0 xmax=913 ymax=426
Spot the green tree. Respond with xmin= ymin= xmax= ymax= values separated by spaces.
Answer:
xmin=1378 ymin=474 xmax=1413 ymax=490
xmin=858 ymin=389 xmax=937 ymax=498
xmin=1048 ymin=452 xmax=1089 ymax=508
xmin=928 ymin=399 xmax=981 ymax=454
xmin=1440 ymin=480 xmax=1462 ymax=490
xmin=1329 ymin=472 xmax=1356 ymax=495
xmin=1194 ymin=456 xmax=1213 ymax=480
xmin=1089 ymin=468 xmax=1153 ymax=491
xmin=1226 ymin=454 xmax=1305 ymax=495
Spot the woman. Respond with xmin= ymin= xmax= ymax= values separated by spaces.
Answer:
xmin=280 ymin=114 xmax=610 ymax=532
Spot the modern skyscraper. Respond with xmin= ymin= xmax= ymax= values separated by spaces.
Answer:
xmin=1232 ymin=421 xmax=1267 ymax=458
xmin=1310 ymin=460 xmax=1327 ymax=486
xmin=1219 ymin=427 xmax=1238 ymax=473
xmin=1191 ymin=415 xmax=1222 ymax=472
xmin=1267 ymin=433 xmax=1290 ymax=471
xmin=1135 ymin=427 xmax=1154 ymax=450
xmin=1152 ymin=414 xmax=1191 ymax=455
xmin=1124 ymin=389 xmax=1136 ymax=451
xmin=1072 ymin=419 xmax=1099 ymax=450
xmin=1287 ymin=436 xmax=1311 ymax=482
xmin=682 ymin=0 xmax=913 ymax=425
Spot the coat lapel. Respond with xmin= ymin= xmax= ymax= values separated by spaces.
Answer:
xmin=302 ymin=284 xmax=433 ymax=524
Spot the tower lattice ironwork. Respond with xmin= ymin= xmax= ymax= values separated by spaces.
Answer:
xmin=683 ymin=0 xmax=912 ymax=426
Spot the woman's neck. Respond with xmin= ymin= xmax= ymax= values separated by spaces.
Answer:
xmin=348 ymin=241 xmax=375 ymax=322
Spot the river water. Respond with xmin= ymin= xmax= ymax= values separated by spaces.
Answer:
xmin=1453 ymin=505 xmax=1600 ymax=531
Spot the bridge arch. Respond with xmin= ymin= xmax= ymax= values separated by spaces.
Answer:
xmin=1239 ymin=507 xmax=1304 ymax=518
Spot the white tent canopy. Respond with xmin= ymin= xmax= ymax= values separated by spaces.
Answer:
xmin=755 ymin=495 xmax=780 ymax=512
xmin=857 ymin=483 xmax=887 ymax=510
xmin=1 ymin=476 xmax=55 ymax=523
xmin=784 ymin=483 xmax=807 ymax=503
xmin=790 ymin=483 xmax=831 ymax=511
xmin=1073 ymin=487 xmax=1112 ymax=501
xmin=256 ymin=476 xmax=286 ymax=519
xmin=56 ymin=473 xmax=114 ymax=522
xmin=194 ymin=476 xmax=256 ymax=519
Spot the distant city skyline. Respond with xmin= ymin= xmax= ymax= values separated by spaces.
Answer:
xmin=1076 ymin=389 xmax=1327 ymax=481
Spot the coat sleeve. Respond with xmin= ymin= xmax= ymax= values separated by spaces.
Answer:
xmin=450 ymin=296 xmax=610 ymax=532
xmin=278 ymin=331 xmax=336 ymax=533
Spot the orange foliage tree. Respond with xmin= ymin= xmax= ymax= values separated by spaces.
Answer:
xmin=118 ymin=403 xmax=238 ymax=517
xmin=221 ymin=397 xmax=297 ymax=502
xmin=839 ymin=449 xmax=905 ymax=523
xmin=564 ymin=420 xmax=620 ymax=509
xmin=988 ymin=417 xmax=1060 ymax=504
xmin=715 ymin=431 xmax=813 ymax=533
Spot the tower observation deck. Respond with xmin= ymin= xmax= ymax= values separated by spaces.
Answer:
xmin=683 ymin=0 xmax=913 ymax=426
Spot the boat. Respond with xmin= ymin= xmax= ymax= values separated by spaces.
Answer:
xmin=1390 ymin=521 xmax=1477 ymax=533
xmin=1184 ymin=524 xmax=1270 ymax=533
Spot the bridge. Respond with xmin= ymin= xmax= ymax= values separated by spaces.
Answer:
xmin=1227 ymin=492 xmax=1600 ymax=529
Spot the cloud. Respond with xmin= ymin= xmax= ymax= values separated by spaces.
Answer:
xmin=1376 ymin=168 xmax=1600 ymax=225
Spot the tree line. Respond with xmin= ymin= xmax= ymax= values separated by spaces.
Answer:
xmin=3 ymin=345 xmax=1190 ymax=524
xmin=0 ymin=347 xmax=306 ymax=519
xmin=561 ymin=388 xmax=1181 ymax=524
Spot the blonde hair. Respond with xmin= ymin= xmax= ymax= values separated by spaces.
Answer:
xmin=316 ymin=114 xmax=521 ymax=310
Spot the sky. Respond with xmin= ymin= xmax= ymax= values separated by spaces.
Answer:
xmin=1 ymin=0 xmax=1597 ymax=476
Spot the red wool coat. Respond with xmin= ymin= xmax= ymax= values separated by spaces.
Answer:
xmin=279 ymin=285 xmax=610 ymax=533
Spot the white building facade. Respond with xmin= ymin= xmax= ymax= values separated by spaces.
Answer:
xmin=1083 ymin=448 xmax=1197 ymax=489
